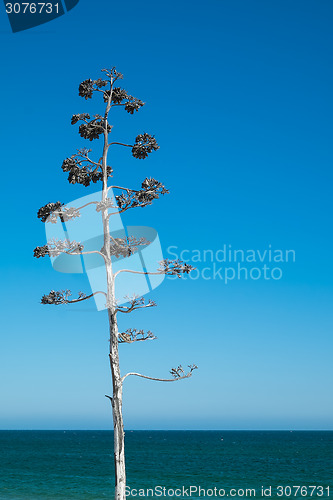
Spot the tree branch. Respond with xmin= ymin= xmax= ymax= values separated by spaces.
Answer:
xmin=115 ymin=296 xmax=156 ymax=314
xmin=114 ymin=269 xmax=162 ymax=279
xmin=76 ymin=201 xmax=99 ymax=209
xmin=65 ymin=291 xmax=107 ymax=304
xmin=75 ymin=148 xmax=102 ymax=168
xmin=41 ymin=290 xmax=106 ymax=305
xmin=34 ymin=239 xmax=106 ymax=262
xmin=67 ymin=249 xmax=105 ymax=257
xmin=34 ymin=239 xmax=83 ymax=258
xmin=114 ymin=260 xmax=195 ymax=279
xmin=61 ymin=151 xmax=111 ymax=186
xmin=118 ymin=328 xmax=157 ymax=344
xmin=106 ymin=207 xmax=131 ymax=220
xmin=122 ymin=373 xmax=187 ymax=382
xmin=107 ymin=185 xmax=135 ymax=193
xmin=108 ymin=142 xmax=133 ymax=148
xmin=122 ymin=365 xmax=198 ymax=383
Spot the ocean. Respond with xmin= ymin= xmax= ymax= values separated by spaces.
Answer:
xmin=0 ymin=431 xmax=332 ymax=499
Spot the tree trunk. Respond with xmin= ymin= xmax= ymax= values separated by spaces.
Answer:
xmin=108 ymin=309 xmax=126 ymax=500
xmin=104 ymin=222 xmax=126 ymax=499
xmin=102 ymin=78 xmax=126 ymax=500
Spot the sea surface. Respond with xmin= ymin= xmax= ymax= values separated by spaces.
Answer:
xmin=0 ymin=431 xmax=332 ymax=499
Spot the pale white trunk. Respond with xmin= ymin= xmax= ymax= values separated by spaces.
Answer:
xmin=109 ymin=310 xmax=126 ymax=500
xmin=104 ymin=247 xmax=126 ymax=500
xmin=101 ymin=79 xmax=126 ymax=500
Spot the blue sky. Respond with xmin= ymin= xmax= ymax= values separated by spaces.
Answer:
xmin=0 ymin=0 xmax=333 ymax=430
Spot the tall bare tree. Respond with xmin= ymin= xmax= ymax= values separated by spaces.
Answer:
xmin=34 ymin=67 xmax=197 ymax=500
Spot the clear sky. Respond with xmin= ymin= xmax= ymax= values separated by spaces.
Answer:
xmin=0 ymin=0 xmax=332 ymax=430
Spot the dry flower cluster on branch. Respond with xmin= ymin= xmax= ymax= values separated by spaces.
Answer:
xmin=114 ymin=178 xmax=169 ymax=212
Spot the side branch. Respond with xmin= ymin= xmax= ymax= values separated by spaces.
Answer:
xmin=61 ymin=148 xmax=111 ymax=187
xmin=122 ymin=373 xmax=189 ymax=383
xmin=118 ymin=328 xmax=157 ymax=343
xmin=108 ymin=142 xmax=132 ymax=148
xmin=41 ymin=290 xmax=106 ymax=305
xmin=114 ymin=269 xmax=162 ymax=279
xmin=114 ymin=259 xmax=195 ymax=279
xmin=116 ymin=296 xmax=156 ymax=313
xmin=75 ymin=148 xmax=101 ymax=168
xmin=64 ymin=291 xmax=107 ymax=304
xmin=34 ymin=239 xmax=106 ymax=261
xmin=122 ymin=365 xmax=198 ymax=384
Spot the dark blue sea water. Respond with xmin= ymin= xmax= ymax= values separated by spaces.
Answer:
xmin=0 ymin=431 xmax=332 ymax=499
